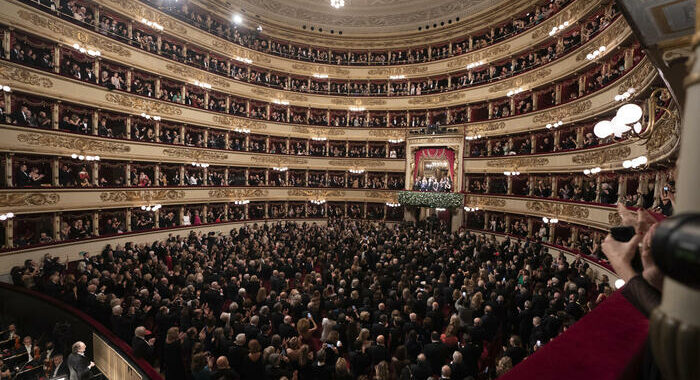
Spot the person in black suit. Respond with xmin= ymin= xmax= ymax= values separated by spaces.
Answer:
xmin=366 ymin=335 xmax=389 ymax=366
xmin=400 ymin=353 xmax=431 ymax=380
xmin=211 ymin=356 xmax=239 ymax=380
xmin=67 ymin=341 xmax=94 ymax=380
xmin=422 ymin=331 xmax=450 ymax=375
xmin=131 ymin=326 xmax=155 ymax=363
xmin=49 ymin=352 xmax=69 ymax=378
xmin=15 ymin=164 xmax=31 ymax=188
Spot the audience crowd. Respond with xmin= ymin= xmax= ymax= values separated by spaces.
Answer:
xmin=13 ymin=218 xmax=611 ymax=379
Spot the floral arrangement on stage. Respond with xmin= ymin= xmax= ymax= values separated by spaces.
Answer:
xmin=397 ymin=191 xmax=464 ymax=209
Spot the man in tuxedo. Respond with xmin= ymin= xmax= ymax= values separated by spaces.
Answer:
xmin=67 ymin=341 xmax=94 ymax=380
xmin=50 ymin=352 xmax=69 ymax=378
xmin=18 ymin=336 xmax=34 ymax=362
xmin=400 ymin=353 xmax=431 ymax=380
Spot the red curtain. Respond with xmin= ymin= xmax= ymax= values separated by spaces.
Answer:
xmin=413 ymin=148 xmax=455 ymax=180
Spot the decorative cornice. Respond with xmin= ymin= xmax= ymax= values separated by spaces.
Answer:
xmin=291 ymin=126 xmax=346 ymax=136
xmin=407 ymin=92 xmax=464 ymax=105
xmin=162 ymin=148 xmax=228 ymax=161
xmin=364 ymin=191 xmax=398 ymax=202
xmin=465 ymin=121 xmax=505 ymax=135
xmin=0 ymin=193 xmax=60 ymax=207
xmin=531 ymin=100 xmax=593 ymax=123
xmin=485 ymin=157 xmax=549 ymax=168
xmin=489 ymin=68 xmax=552 ymax=93
xmin=249 ymin=156 xmax=309 ymax=165
xmin=646 ymin=114 xmax=679 ymax=156
xmin=165 ymin=64 xmax=231 ymax=89
xmin=99 ymin=189 xmax=185 ymax=202
xmin=465 ymin=195 xmax=507 ymax=208
xmin=328 ymin=159 xmax=386 ymax=168
xmin=290 ymin=63 xmax=350 ymax=76
xmin=525 ymin=200 xmax=590 ymax=219
xmin=17 ymin=10 xmax=131 ymax=57
xmin=616 ymin=60 xmax=655 ymax=94
xmin=608 ymin=212 xmax=622 ymax=227
xmin=330 ymin=98 xmax=387 ymax=106
xmin=0 ymin=64 xmax=53 ymax=88
xmin=447 ymin=44 xmax=511 ymax=68
xmin=287 ymin=189 xmax=346 ymax=198
xmin=368 ymin=129 xmax=406 ymax=138
xmin=251 ymin=87 xmax=308 ymax=102
xmin=17 ymin=133 xmax=131 ymax=153
xmin=571 ymin=146 xmax=631 ymax=165
xmin=104 ymin=93 xmax=183 ymax=115
xmin=366 ymin=66 xmax=430 ymax=76
xmin=208 ymin=188 xmax=269 ymax=199
xmin=212 ymin=116 xmax=268 ymax=131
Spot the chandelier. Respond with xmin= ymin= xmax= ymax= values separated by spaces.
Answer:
xmin=330 ymin=0 xmax=345 ymax=9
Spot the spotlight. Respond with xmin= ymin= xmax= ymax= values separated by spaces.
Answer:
xmin=233 ymin=14 xmax=243 ymax=24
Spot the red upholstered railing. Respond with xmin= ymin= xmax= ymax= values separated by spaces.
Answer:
xmin=498 ymin=290 xmax=649 ymax=380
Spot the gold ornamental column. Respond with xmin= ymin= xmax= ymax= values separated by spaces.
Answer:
xmin=649 ymin=4 xmax=700 ymax=380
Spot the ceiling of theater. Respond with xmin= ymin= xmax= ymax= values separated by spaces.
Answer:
xmin=219 ymin=0 xmax=507 ymax=35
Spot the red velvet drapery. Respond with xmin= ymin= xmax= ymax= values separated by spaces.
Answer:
xmin=413 ymin=148 xmax=455 ymax=181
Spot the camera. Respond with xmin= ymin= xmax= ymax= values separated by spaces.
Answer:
xmin=651 ymin=213 xmax=700 ymax=289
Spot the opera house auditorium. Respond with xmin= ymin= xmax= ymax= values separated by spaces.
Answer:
xmin=0 ymin=0 xmax=697 ymax=379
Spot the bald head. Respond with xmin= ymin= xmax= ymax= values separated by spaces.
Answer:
xmin=216 ymin=356 xmax=229 ymax=369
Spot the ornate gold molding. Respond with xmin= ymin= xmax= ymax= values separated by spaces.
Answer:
xmin=17 ymin=10 xmax=132 ymax=57
xmin=287 ymin=189 xmax=346 ymax=198
xmin=407 ymin=92 xmax=464 ymax=105
xmin=249 ymin=156 xmax=309 ymax=165
xmin=0 ymin=64 xmax=53 ymax=88
xmin=367 ymin=129 xmax=406 ymax=139
xmin=485 ymin=157 xmax=549 ymax=168
xmin=525 ymin=200 xmax=590 ymax=219
xmin=290 ymin=63 xmax=350 ymax=76
xmin=0 ymin=193 xmax=60 ymax=207
xmin=104 ymin=93 xmax=183 ymax=115
xmin=330 ymin=98 xmax=387 ymax=106
xmin=17 ymin=133 xmax=131 ymax=153
xmin=531 ymin=100 xmax=593 ymax=123
xmin=465 ymin=195 xmax=507 ymax=208
xmin=363 ymin=191 xmax=398 ymax=202
xmin=608 ymin=212 xmax=622 ymax=227
xmin=165 ymin=64 xmax=231 ymax=89
xmin=99 ymin=189 xmax=185 ymax=202
xmin=489 ymin=68 xmax=552 ymax=93
xmin=208 ymin=188 xmax=269 ymax=199
xmin=616 ymin=60 xmax=655 ymax=94
xmin=328 ymin=159 xmax=386 ymax=168
xmin=366 ymin=66 xmax=429 ymax=76
xmin=251 ymin=87 xmax=308 ymax=102
xmin=291 ymin=126 xmax=346 ymax=136
xmin=447 ymin=44 xmax=511 ymax=68
xmin=646 ymin=114 xmax=679 ymax=156
xmin=571 ymin=146 xmax=631 ymax=165
xmin=212 ymin=116 xmax=268 ymax=131
xmin=465 ymin=121 xmax=505 ymax=135
xmin=162 ymin=148 xmax=228 ymax=161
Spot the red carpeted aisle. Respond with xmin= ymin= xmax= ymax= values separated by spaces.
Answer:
xmin=499 ymin=291 xmax=649 ymax=380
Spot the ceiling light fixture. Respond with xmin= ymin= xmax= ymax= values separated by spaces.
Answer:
xmin=0 ymin=85 xmax=11 ymax=92
xmin=389 ymin=75 xmax=406 ymax=80
xmin=615 ymin=87 xmax=636 ymax=102
xmin=586 ymin=45 xmax=607 ymax=60
xmin=233 ymin=14 xmax=243 ymax=24
xmin=313 ymin=73 xmax=329 ymax=79
xmin=330 ymin=0 xmax=345 ymax=9
xmin=349 ymin=106 xmax=365 ymax=112
xmin=233 ymin=56 xmax=253 ymax=64
xmin=464 ymin=207 xmax=480 ymax=212
xmin=386 ymin=202 xmax=401 ymax=207
xmin=234 ymin=200 xmax=250 ymax=205
xmin=545 ymin=121 xmax=564 ymax=129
